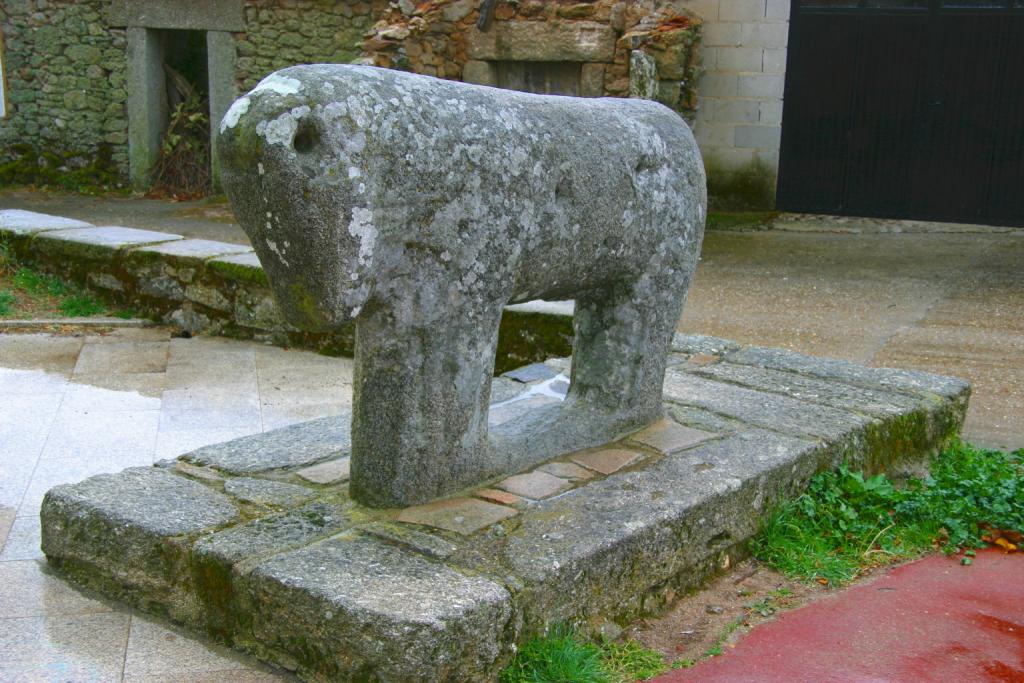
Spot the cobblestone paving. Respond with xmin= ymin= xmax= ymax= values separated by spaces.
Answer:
xmin=0 ymin=327 xmax=353 ymax=681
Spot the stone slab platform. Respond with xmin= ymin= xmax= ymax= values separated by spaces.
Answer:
xmin=39 ymin=335 xmax=969 ymax=682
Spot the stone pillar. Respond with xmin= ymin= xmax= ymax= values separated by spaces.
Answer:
xmin=127 ymin=28 xmax=166 ymax=191
xmin=206 ymin=31 xmax=237 ymax=191
xmin=629 ymin=50 xmax=659 ymax=100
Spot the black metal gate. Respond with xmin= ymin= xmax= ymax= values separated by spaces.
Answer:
xmin=776 ymin=0 xmax=1024 ymax=226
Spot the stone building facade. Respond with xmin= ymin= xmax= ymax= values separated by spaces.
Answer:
xmin=0 ymin=0 xmax=788 ymax=200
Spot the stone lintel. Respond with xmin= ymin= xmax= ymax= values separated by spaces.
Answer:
xmin=40 ymin=467 xmax=239 ymax=623
xmin=687 ymin=362 xmax=924 ymax=417
xmin=107 ymin=0 xmax=244 ymax=31
xmin=467 ymin=21 xmax=616 ymax=62
xmin=505 ymin=430 xmax=824 ymax=626
xmin=663 ymin=367 xmax=870 ymax=441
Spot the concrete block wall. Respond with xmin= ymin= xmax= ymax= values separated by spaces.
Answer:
xmin=682 ymin=0 xmax=789 ymax=174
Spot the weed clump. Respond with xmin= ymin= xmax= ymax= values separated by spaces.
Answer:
xmin=751 ymin=441 xmax=1024 ymax=586
xmin=501 ymin=626 xmax=671 ymax=683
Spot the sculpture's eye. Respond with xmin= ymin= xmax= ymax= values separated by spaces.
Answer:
xmin=293 ymin=121 xmax=320 ymax=154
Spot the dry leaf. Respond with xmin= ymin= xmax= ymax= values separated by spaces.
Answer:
xmin=994 ymin=537 xmax=1018 ymax=552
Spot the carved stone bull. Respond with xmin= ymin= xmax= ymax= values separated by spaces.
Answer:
xmin=218 ymin=64 xmax=706 ymax=508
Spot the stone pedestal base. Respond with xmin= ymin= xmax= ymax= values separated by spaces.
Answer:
xmin=40 ymin=335 xmax=969 ymax=682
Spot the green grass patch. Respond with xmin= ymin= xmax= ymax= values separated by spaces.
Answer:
xmin=12 ymin=267 xmax=69 ymax=297
xmin=58 ymin=294 xmax=106 ymax=317
xmin=0 ymin=241 xmax=108 ymax=319
xmin=501 ymin=627 xmax=670 ymax=683
xmin=0 ymin=290 xmax=14 ymax=315
xmin=751 ymin=441 xmax=1024 ymax=586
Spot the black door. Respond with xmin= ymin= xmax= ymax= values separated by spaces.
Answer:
xmin=777 ymin=0 xmax=1024 ymax=226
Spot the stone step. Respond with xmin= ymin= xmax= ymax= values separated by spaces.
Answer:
xmin=0 ymin=209 xmax=576 ymax=369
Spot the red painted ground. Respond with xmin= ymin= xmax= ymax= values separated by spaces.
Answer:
xmin=654 ymin=549 xmax=1024 ymax=683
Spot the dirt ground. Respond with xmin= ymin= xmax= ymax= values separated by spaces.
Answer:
xmin=625 ymin=560 xmax=827 ymax=667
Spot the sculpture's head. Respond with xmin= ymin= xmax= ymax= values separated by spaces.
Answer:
xmin=217 ymin=65 xmax=379 ymax=332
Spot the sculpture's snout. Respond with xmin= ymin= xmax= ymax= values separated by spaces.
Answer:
xmin=217 ymin=70 xmax=376 ymax=334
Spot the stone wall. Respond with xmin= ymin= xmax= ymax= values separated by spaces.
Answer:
xmin=361 ymin=0 xmax=703 ymax=118
xmin=0 ymin=0 xmax=383 ymax=181
xmin=234 ymin=0 xmax=385 ymax=92
xmin=683 ymin=0 xmax=788 ymax=178
xmin=1 ymin=0 xmax=788 ymax=199
xmin=0 ymin=0 xmax=129 ymax=172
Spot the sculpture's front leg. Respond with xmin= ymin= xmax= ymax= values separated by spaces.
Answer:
xmin=349 ymin=292 xmax=504 ymax=508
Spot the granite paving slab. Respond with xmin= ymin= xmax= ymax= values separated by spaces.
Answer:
xmin=571 ymin=448 xmax=645 ymax=475
xmin=39 ymin=226 xmax=184 ymax=249
xmin=397 ymin=497 xmax=519 ymax=535
xmin=245 ymin=533 xmax=513 ymax=681
xmin=0 ymin=209 xmax=92 ymax=235
xmin=626 ymin=418 xmax=718 ymax=454
xmin=496 ymin=471 xmax=572 ymax=500
xmin=295 ymin=457 xmax=350 ymax=484
xmin=502 ymin=362 xmax=560 ymax=383
xmin=223 ymin=477 xmax=317 ymax=507
xmin=133 ymin=238 xmax=253 ymax=261
xmin=182 ymin=415 xmax=350 ymax=474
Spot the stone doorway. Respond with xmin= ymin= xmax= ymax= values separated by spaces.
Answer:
xmin=115 ymin=0 xmax=241 ymax=191
xmin=149 ymin=29 xmax=211 ymax=196
xmin=494 ymin=61 xmax=583 ymax=96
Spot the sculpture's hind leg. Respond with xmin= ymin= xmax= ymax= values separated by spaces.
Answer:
xmin=567 ymin=263 xmax=695 ymax=430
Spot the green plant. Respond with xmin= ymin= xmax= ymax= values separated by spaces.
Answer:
xmin=58 ymin=294 xmax=106 ymax=317
xmin=0 ymin=290 xmax=14 ymax=315
xmin=501 ymin=628 xmax=670 ymax=683
xmin=502 ymin=628 xmax=610 ymax=683
xmin=600 ymin=639 xmax=669 ymax=681
xmin=12 ymin=267 xmax=68 ymax=296
xmin=751 ymin=442 xmax=1024 ymax=585
xmin=149 ymin=95 xmax=212 ymax=198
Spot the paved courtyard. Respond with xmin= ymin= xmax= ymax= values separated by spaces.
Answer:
xmin=1 ymin=329 xmax=348 ymax=681
xmin=681 ymin=225 xmax=1024 ymax=451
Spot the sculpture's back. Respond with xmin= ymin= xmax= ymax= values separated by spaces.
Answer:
xmin=218 ymin=64 xmax=706 ymax=507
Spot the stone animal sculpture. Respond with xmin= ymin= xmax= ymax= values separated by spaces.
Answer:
xmin=218 ymin=65 xmax=706 ymax=508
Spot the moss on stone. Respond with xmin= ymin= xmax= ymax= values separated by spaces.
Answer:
xmin=207 ymin=259 xmax=269 ymax=286
xmin=706 ymin=211 xmax=779 ymax=231
xmin=496 ymin=311 xmax=574 ymax=375
xmin=705 ymin=156 xmax=777 ymax=211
